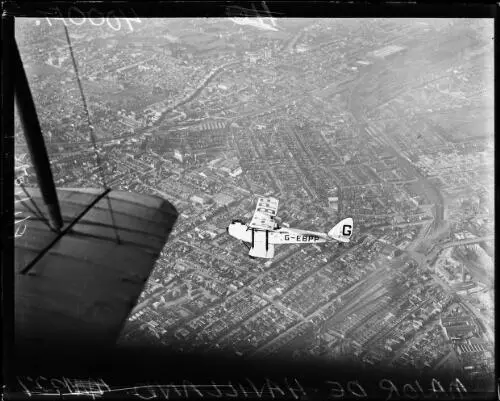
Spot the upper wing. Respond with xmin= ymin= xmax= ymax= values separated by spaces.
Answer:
xmin=248 ymin=197 xmax=279 ymax=230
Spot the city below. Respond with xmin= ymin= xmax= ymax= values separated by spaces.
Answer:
xmin=15 ymin=17 xmax=494 ymax=393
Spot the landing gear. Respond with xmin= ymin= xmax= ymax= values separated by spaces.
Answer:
xmin=249 ymin=256 xmax=256 ymax=260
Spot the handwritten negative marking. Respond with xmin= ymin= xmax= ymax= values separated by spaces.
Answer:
xmin=14 ymin=181 xmax=31 ymax=239
xmin=15 ymin=376 xmax=468 ymax=399
xmin=15 ymin=377 xmax=306 ymax=399
xmin=40 ymin=6 xmax=142 ymax=32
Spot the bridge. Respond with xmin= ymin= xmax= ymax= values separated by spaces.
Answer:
xmin=439 ymin=235 xmax=494 ymax=249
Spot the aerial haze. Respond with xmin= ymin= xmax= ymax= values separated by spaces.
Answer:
xmin=15 ymin=17 xmax=494 ymax=393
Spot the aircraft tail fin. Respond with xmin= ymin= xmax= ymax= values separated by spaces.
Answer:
xmin=328 ymin=217 xmax=353 ymax=242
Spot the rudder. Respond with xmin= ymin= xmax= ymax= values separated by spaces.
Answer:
xmin=328 ymin=217 xmax=353 ymax=242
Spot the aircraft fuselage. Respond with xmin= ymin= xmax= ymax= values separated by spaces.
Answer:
xmin=269 ymin=228 xmax=328 ymax=244
xmin=227 ymin=221 xmax=329 ymax=245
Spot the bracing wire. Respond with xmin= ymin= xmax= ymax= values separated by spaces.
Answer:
xmin=63 ymin=25 xmax=121 ymax=244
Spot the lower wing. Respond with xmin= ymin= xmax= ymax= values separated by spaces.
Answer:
xmin=249 ymin=242 xmax=275 ymax=259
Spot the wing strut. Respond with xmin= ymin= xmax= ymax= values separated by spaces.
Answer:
xmin=251 ymin=228 xmax=254 ymax=248
xmin=13 ymin=40 xmax=63 ymax=231
xmin=266 ymin=230 xmax=269 ymax=251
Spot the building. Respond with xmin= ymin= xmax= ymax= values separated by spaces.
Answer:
xmin=368 ymin=45 xmax=407 ymax=59
xmin=457 ymin=343 xmax=488 ymax=355
xmin=441 ymin=317 xmax=476 ymax=339
xmin=190 ymin=194 xmax=211 ymax=207
xmin=328 ymin=196 xmax=339 ymax=211
xmin=213 ymin=193 xmax=234 ymax=206
xmin=174 ymin=149 xmax=184 ymax=163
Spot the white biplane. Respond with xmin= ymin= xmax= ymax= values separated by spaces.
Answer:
xmin=227 ymin=197 xmax=353 ymax=259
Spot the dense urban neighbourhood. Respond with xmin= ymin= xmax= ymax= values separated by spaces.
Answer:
xmin=15 ymin=18 xmax=494 ymax=390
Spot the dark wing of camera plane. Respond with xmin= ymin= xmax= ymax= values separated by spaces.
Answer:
xmin=15 ymin=187 xmax=178 ymax=362
xmin=9 ymin=32 xmax=178 ymax=369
